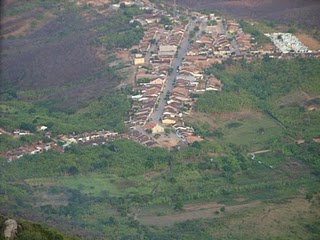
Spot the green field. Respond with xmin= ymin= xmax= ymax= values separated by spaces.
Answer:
xmin=217 ymin=115 xmax=283 ymax=151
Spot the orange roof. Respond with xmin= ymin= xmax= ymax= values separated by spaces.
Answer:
xmin=144 ymin=122 xmax=157 ymax=129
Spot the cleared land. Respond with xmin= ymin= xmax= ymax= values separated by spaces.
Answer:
xmin=296 ymin=33 xmax=320 ymax=50
xmin=138 ymin=201 xmax=260 ymax=226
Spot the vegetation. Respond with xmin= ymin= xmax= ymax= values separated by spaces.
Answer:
xmin=1 ymin=137 xmax=319 ymax=239
xmin=0 ymin=216 xmax=77 ymax=240
xmin=0 ymin=92 xmax=131 ymax=134
xmin=239 ymin=20 xmax=271 ymax=46
xmin=207 ymin=19 xmax=217 ymax=26
xmin=159 ymin=15 xmax=172 ymax=26
xmin=99 ymin=6 xmax=145 ymax=49
xmin=195 ymin=58 xmax=320 ymax=172
xmin=1 ymin=1 xmax=145 ymax=112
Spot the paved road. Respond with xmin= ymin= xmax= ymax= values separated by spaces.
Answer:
xmin=150 ymin=18 xmax=198 ymax=123
xmin=231 ymin=38 xmax=241 ymax=55
xmin=219 ymin=19 xmax=241 ymax=55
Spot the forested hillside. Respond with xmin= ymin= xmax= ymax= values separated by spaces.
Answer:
xmin=1 ymin=0 xmax=144 ymax=112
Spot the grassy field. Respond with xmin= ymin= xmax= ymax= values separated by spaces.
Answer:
xmin=217 ymin=115 xmax=283 ymax=151
xmin=186 ymin=111 xmax=283 ymax=152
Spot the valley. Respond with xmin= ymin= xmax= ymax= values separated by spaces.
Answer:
xmin=1 ymin=0 xmax=320 ymax=239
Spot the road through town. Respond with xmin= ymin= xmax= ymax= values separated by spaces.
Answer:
xmin=150 ymin=18 xmax=198 ymax=124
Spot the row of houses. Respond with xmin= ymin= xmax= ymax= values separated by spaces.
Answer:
xmin=128 ymin=21 xmax=188 ymax=128
xmin=3 ymin=142 xmax=58 ymax=162
xmin=2 ymin=126 xmax=159 ymax=161
xmin=157 ymin=14 xmax=228 ymax=144
xmin=76 ymin=131 xmax=156 ymax=147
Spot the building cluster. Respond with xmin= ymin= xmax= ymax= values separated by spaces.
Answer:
xmin=76 ymin=129 xmax=157 ymax=148
xmin=226 ymin=20 xmax=257 ymax=54
xmin=3 ymin=142 xmax=57 ymax=162
xmin=225 ymin=19 xmax=276 ymax=57
xmin=120 ymin=129 xmax=158 ymax=147
xmin=265 ymin=33 xmax=310 ymax=53
xmin=1 ymin=126 xmax=161 ymax=161
xmin=128 ymin=20 xmax=188 ymax=127
xmin=4 ymin=1 xmax=320 ymax=162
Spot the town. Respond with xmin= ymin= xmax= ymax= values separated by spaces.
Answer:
xmin=1 ymin=0 xmax=320 ymax=161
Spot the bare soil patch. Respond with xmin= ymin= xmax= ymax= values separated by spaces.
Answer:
xmin=235 ymin=198 xmax=247 ymax=202
xmin=183 ymin=202 xmax=224 ymax=211
xmin=26 ymin=179 xmax=57 ymax=187
xmin=296 ymin=33 xmax=320 ymax=50
xmin=138 ymin=201 xmax=260 ymax=226
xmin=157 ymin=133 xmax=181 ymax=149
xmin=115 ymin=50 xmax=131 ymax=62
xmin=33 ymin=192 xmax=69 ymax=207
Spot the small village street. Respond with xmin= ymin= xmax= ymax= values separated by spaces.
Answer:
xmin=150 ymin=18 xmax=198 ymax=124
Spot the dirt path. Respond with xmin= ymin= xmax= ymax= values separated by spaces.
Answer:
xmin=0 ymin=127 xmax=13 ymax=136
xmin=138 ymin=201 xmax=260 ymax=226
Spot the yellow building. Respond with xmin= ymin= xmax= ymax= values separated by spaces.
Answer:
xmin=162 ymin=118 xmax=176 ymax=125
xmin=152 ymin=124 xmax=164 ymax=134
xmin=134 ymin=57 xmax=145 ymax=65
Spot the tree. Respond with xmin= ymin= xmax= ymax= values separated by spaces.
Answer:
xmin=159 ymin=16 xmax=171 ymax=25
xmin=68 ymin=166 xmax=79 ymax=175
xmin=174 ymin=200 xmax=184 ymax=211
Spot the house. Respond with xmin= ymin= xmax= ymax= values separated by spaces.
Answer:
xmin=134 ymin=57 xmax=145 ymax=65
xmin=13 ymin=129 xmax=31 ymax=136
xmin=152 ymin=124 xmax=164 ymax=134
xmin=159 ymin=45 xmax=177 ymax=57
xmin=162 ymin=118 xmax=176 ymax=125
xmin=38 ymin=125 xmax=48 ymax=131
xmin=173 ymin=87 xmax=189 ymax=97
xmin=144 ymin=122 xmax=157 ymax=130
xmin=149 ymin=78 xmax=165 ymax=85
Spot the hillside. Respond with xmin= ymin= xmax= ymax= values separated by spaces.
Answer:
xmin=1 ymin=0 xmax=139 ymax=112
xmin=1 ymin=58 xmax=320 ymax=239
xmin=1 ymin=1 xmax=320 ymax=239
xmin=173 ymin=0 xmax=320 ymax=29
xmin=0 ymin=216 xmax=78 ymax=240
